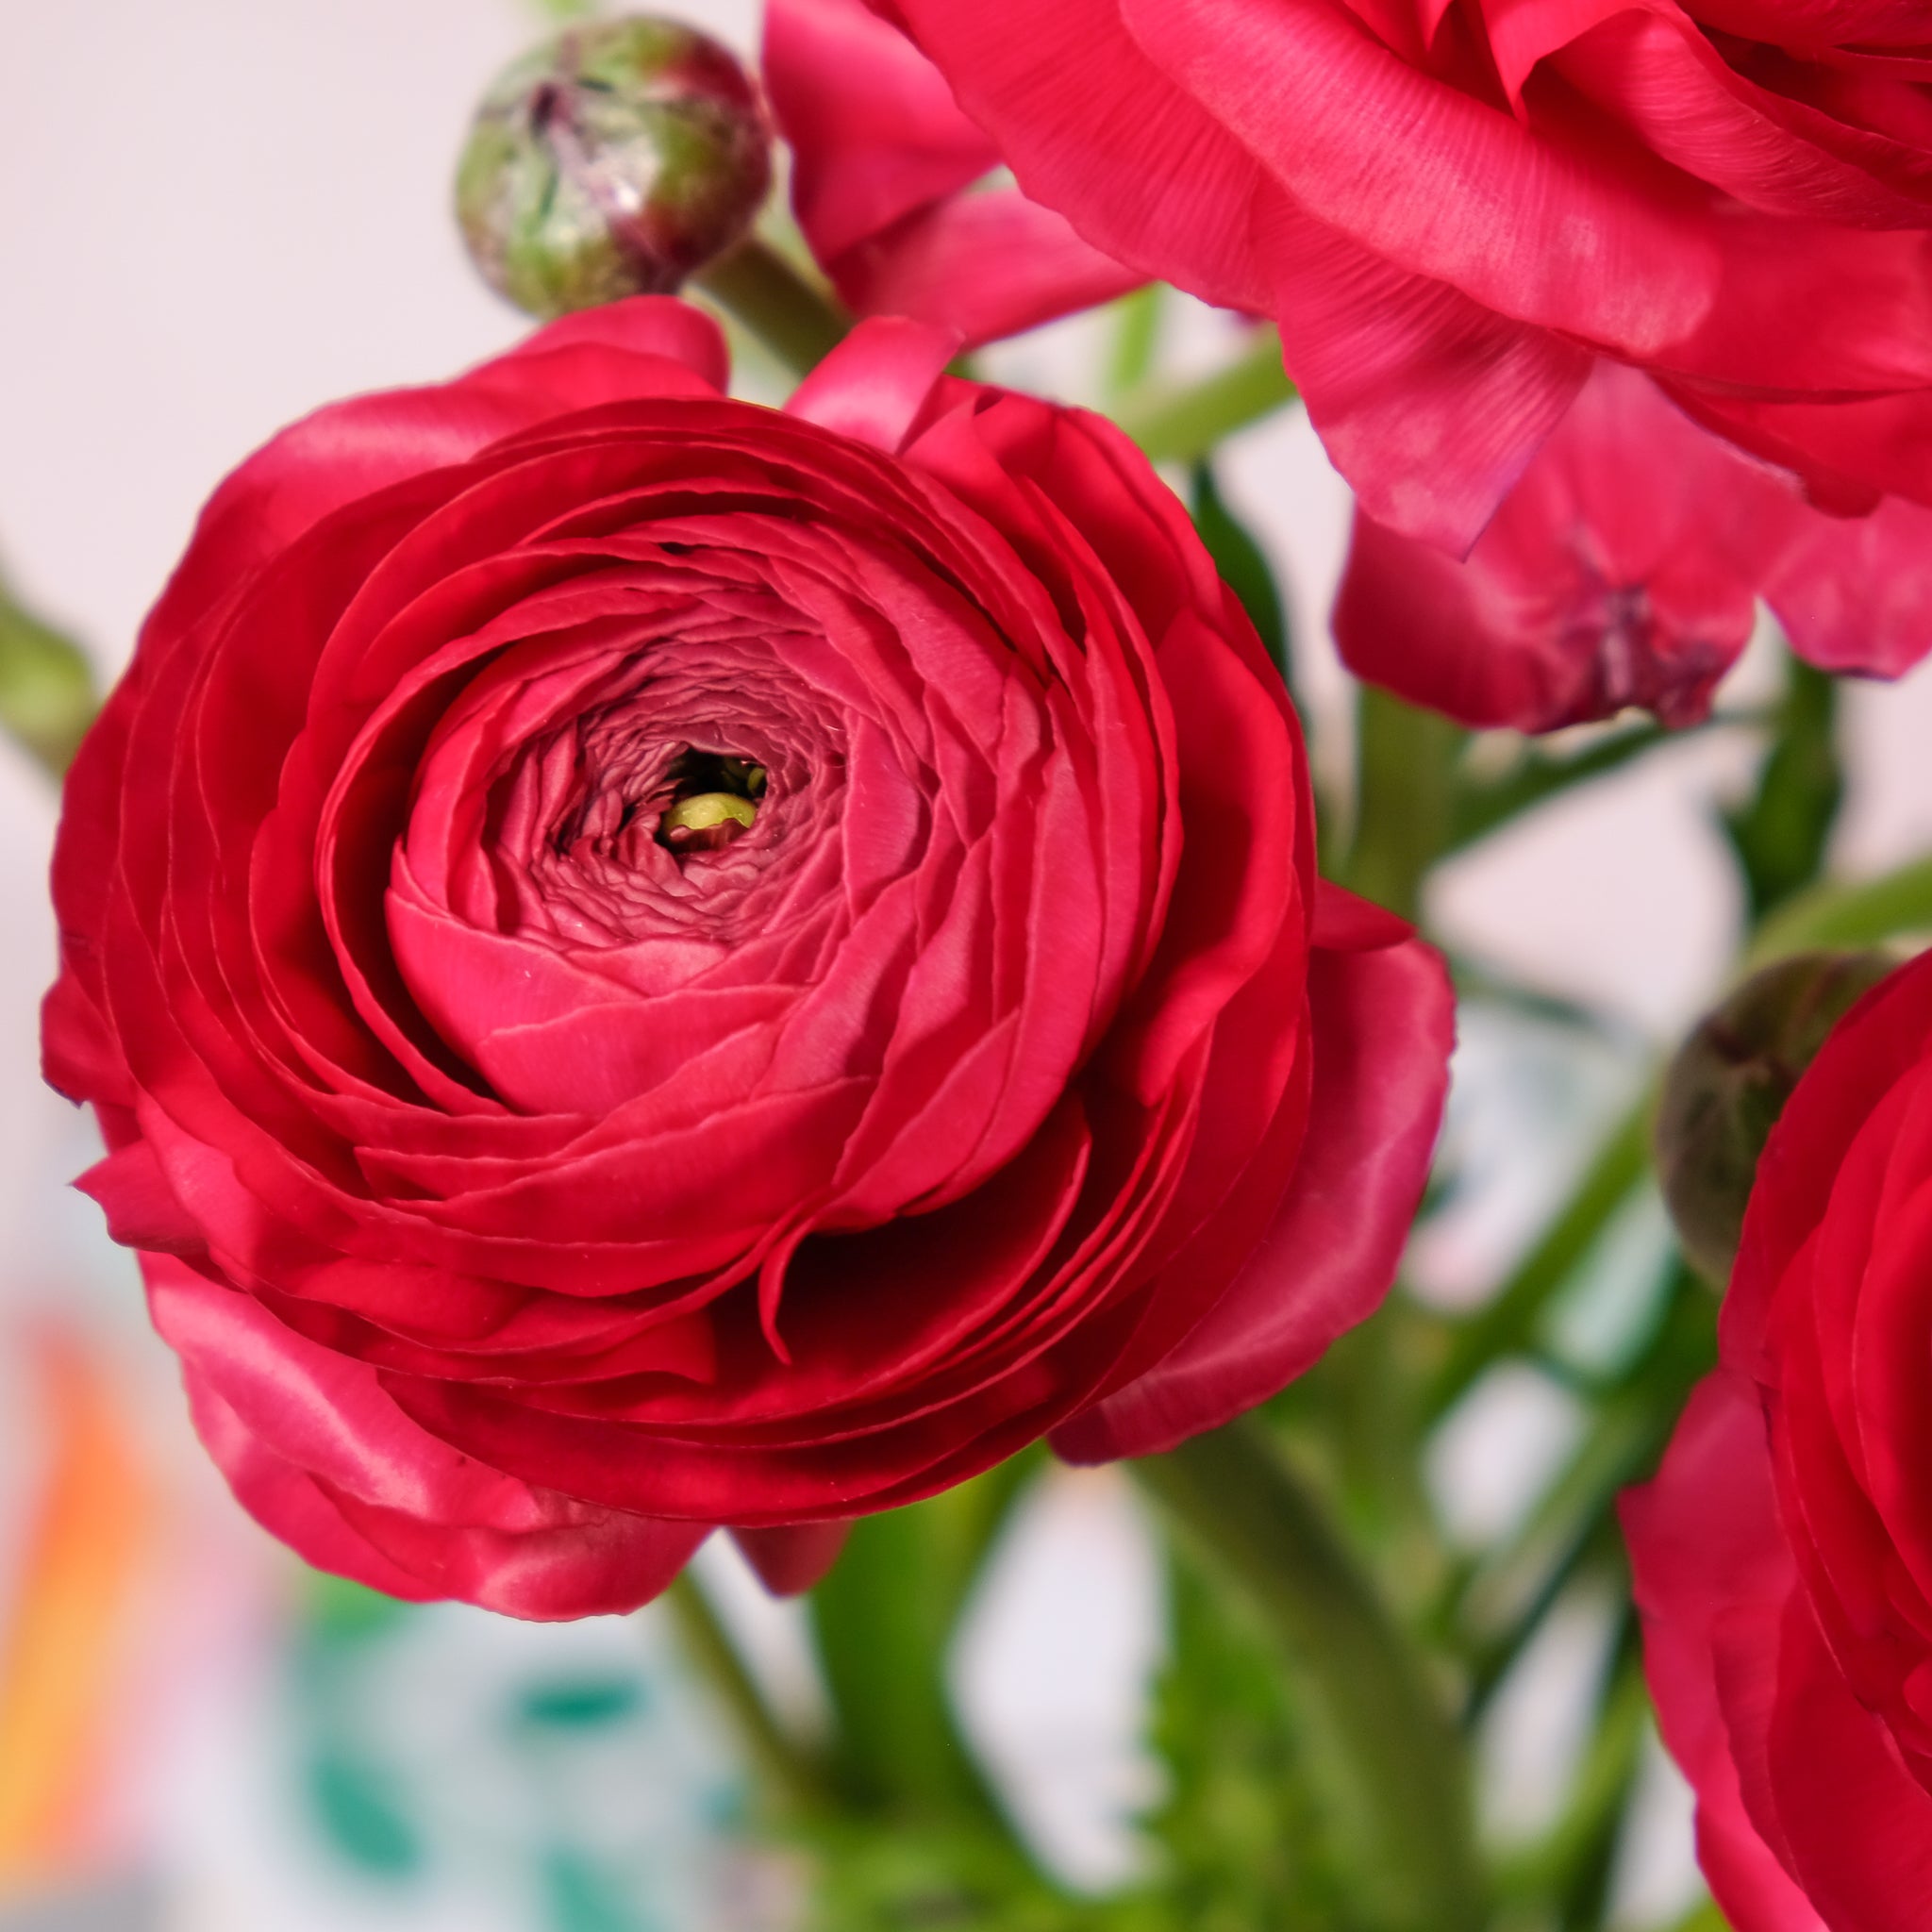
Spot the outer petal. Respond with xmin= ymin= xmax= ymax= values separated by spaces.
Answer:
xmin=1623 ymin=1373 xmax=1831 ymax=1932
xmin=1763 ymin=492 xmax=1932 ymax=679
xmin=1261 ymin=192 xmax=1593 ymax=553
xmin=786 ymin=314 xmax=961 ymax=451
xmin=767 ymin=0 xmax=1142 ymax=341
xmin=830 ymin=192 xmax=1145 ymax=348
xmin=152 ymin=1257 xmax=707 ymax=1621
xmin=1124 ymin=0 xmax=1719 ymax=357
xmin=730 ymin=1521 xmax=853 ymax=1595
xmin=887 ymin=0 xmax=1275 ymax=314
xmin=1052 ymin=886 xmax=1452 ymax=1463
xmin=1332 ymin=363 xmax=1786 ymax=728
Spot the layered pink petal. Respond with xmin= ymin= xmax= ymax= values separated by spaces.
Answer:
xmin=1054 ymin=889 xmax=1451 ymax=1462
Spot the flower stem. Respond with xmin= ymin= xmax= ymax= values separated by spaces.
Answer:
xmin=662 ymin=1572 xmax=831 ymax=1818
xmin=1113 ymin=328 xmax=1298 ymax=462
xmin=692 ymin=237 xmax=850 ymax=377
xmin=1345 ymin=684 xmax=1466 ymax=924
xmin=1136 ymin=1418 xmax=1486 ymax=1932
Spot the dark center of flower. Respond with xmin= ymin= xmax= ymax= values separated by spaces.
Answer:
xmin=656 ymin=747 xmax=767 ymax=855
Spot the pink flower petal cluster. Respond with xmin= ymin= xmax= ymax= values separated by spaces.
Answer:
xmin=1335 ymin=364 xmax=1932 ymax=731
xmin=779 ymin=0 xmax=1932 ymax=552
xmin=44 ymin=300 xmax=1452 ymax=1619
xmin=1628 ymin=950 xmax=1932 ymax=1929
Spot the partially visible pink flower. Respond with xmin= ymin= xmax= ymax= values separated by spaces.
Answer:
xmin=764 ymin=0 xmax=1142 ymax=344
xmin=874 ymin=0 xmax=1932 ymax=554
xmin=1333 ymin=365 xmax=1932 ymax=733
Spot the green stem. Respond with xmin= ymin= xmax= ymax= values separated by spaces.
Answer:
xmin=662 ymin=1573 xmax=830 ymax=1817
xmin=1113 ymin=329 xmax=1298 ymax=463
xmin=1345 ymin=685 xmax=1466 ymax=924
xmin=693 ymin=237 xmax=851 ymax=377
xmin=1136 ymin=1419 xmax=1485 ymax=1932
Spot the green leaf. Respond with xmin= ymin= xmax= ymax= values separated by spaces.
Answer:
xmin=1136 ymin=1422 xmax=1485 ymax=1932
xmin=1114 ymin=332 xmax=1297 ymax=465
xmin=1723 ymin=655 xmax=1841 ymax=920
xmin=1107 ymin=286 xmax=1164 ymax=401
xmin=1447 ymin=722 xmax=1689 ymax=855
xmin=1424 ymin=1100 xmax=1652 ymax=1423
xmin=1140 ymin=1545 xmax=1353 ymax=1931
xmin=1745 ymin=852 xmax=1932 ymax=966
xmin=1344 ymin=686 xmax=1466 ymax=924
xmin=1189 ymin=462 xmax=1291 ymax=691
xmin=808 ymin=1457 xmax=1038 ymax=1826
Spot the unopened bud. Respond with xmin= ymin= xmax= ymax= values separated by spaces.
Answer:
xmin=1656 ymin=950 xmax=1896 ymax=1285
xmin=457 ymin=18 xmax=773 ymax=318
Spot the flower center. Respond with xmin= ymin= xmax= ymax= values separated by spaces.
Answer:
xmin=656 ymin=748 xmax=767 ymax=855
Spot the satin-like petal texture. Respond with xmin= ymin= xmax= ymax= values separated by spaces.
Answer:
xmin=44 ymin=299 xmax=1452 ymax=1620
xmin=871 ymin=0 xmax=1932 ymax=549
xmin=1334 ymin=363 xmax=1932 ymax=732
xmin=1625 ymin=948 xmax=1932 ymax=1927
xmin=764 ymin=0 xmax=1144 ymax=344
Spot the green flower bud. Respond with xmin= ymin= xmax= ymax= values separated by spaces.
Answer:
xmin=1656 ymin=949 xmax=1897 ymax=1285
xmin=456 ymin=18 xmax=773 ymax=318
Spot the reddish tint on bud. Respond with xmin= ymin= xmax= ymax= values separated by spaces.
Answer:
xmin=457 ymin=18 xmax=773 ymax=318
xmin=1655 ymin=950 xmax=1896 ymax=1285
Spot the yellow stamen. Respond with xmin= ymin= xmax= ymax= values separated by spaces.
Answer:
xmin=662 ymin=791 xmax=758 ymax=836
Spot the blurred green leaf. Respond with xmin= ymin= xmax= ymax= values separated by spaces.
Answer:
xmin=0 ymin=565 xmax=95 ymax=776
xmin=1137 ymin=1422 xmax=1484 ymax=1932
xmin=1189 ymin=463 xmax=1291 ymax=697
xmin=808 ymin=1456 xmax=1038 ymax=1825
xmin=1454 ymin=1273 xmax=1714 ymax=1707
xmin=1115 ymin=332 xmax=1296 ymax=465
xmin=1344 ymin=686 xmax=1465 ymax=924
xmin=1447 ymin=722 xmax=1689 ymax=855
xmin=1745 ymin=850 xmax=1932 ymax=966
xmin=1724 ymin=654 xmax=1840 ymax=920
xmin=1107 ymin=287 xmax=1164 ymax=401
xmin=1424 ymin=1101 xmax=1652 ymax=1423
xmin=1138 ymin=1548 xmax=1348 ymax=1932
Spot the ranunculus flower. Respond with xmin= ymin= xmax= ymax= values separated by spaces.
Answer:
xmin=870 ymin=0 xmax=1932 ymax=552
xmin=1333 ymin=364 xmax=1932 ymax=732
xmin=764 ymin=0 xmax=1143 ymax=344
xmin=1624 ymin=948 xmax=1932 ymax=1930
xmin=43 ymin=298 xmax=1452 ymax=1621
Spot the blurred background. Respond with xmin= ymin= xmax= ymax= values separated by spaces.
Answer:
xmin=6 ymin=3 xmax=1932 ymax=1928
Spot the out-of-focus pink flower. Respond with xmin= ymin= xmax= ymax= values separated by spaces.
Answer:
xmin=763 ymin=0 xmax=1143 ymax=344
xmin=1626 ymin=948 xmax=1932 ymax=1931
xmin=1334 ymin=365 xmax=1932 ymax=732
xmin=873 ymin=0 xmax=1932 ymax=553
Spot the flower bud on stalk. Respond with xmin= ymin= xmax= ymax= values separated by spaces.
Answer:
xmin=1656 ymin=950 xmax=1897 ymax=1285
xmin=457 ymin=18 xmax=773 ymax=318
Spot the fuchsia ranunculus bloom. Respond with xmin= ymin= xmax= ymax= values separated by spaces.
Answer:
xmin=42 ymin=299 xmax=1452 ymax=1621
xmin=821 ymin=0 xmax=1932 ymax=553
xmin=1334 ymin=364 xmax=1932 ymax=732
xmin=764 ymin=0 xmax=1144 ymax=344
xmin=1626 ymin=949 xmax=1932 ymax=1931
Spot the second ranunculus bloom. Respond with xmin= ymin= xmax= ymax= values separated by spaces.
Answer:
xmin=798 ymin=0 xmax=1932 ymax=555
xmin=1626 ymin=948 xmax=1932 ymax=1930
xmin=44 ymin=300 xmax=1451 ymax=1620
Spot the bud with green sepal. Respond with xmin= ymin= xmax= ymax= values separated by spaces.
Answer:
xmin=1656 ymin=949 xmax=1898 ymax=1286
xmin=457 ymin=17 xmax=773 ymax=318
